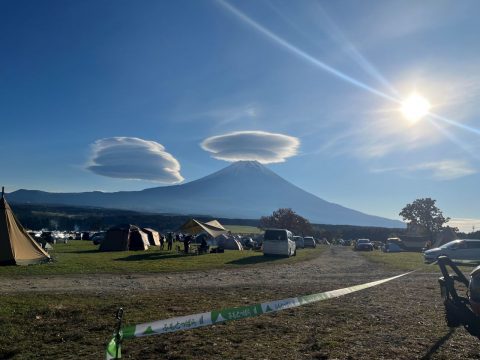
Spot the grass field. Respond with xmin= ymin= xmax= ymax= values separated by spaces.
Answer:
xmin=0 ymin=241 xmax=323 ymax=276
xmin=224 ymin=225 xmax=263 ymax=234
xmin=360 ymin=249 xmax=476 ymax=272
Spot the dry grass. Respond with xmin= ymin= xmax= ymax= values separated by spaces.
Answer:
xmin=1 ymin=247 xmax=479 ymax=359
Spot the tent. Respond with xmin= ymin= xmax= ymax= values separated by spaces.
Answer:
xmin=0 ymin=188 xmax=50 ymax=265
xmin=215 ymin=234 xmax=243 ymax=250
xmin=142 ymin=228 xmax=161 ymax=246
xmin=99 ymin=224 xmax=150 ymax=252
xmin=180 ymin=219 xmax=227 ymax=238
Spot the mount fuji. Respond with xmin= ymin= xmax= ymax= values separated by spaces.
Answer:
xmin=8 ymin=161 xmax=403 ymax=227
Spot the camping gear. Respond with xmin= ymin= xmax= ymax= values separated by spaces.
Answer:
xmin=0 ymin=187 xmax=50 ymax=265
xmin=99 ymin=224 xmax=150 ymax=252
xmin=141 ymin=228 xmax=161 ymax=246
xmin=437 ymin=256 xmax=480 ymax=337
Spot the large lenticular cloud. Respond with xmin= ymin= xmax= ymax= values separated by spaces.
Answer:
xmin=87 ymin=137 xmax=184 ymax=183
xmin=201 ymin=131 xmax=300 ymax=164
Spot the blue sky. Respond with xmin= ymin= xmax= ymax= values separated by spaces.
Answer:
xmin=1 ymin=0 xmax=480 ymax=230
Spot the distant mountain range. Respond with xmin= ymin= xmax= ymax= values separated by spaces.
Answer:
xmin=8 ymin=161 xmax=404 ymax=227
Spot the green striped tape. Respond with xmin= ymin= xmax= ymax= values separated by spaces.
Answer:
xmin=106 ymin=271 xmax=413 ymax=359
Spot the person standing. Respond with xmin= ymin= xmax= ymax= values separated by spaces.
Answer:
xmin=183 ymin=235 xmax=191 ymax=254
xmin=167 ymin=232 xmax=174 ymax=251
xmin=159 ymin=234 xmax=165 ymax=250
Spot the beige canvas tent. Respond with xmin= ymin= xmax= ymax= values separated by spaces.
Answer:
xmin=0 ymin=188 xmax=50 ymax=265
xmin=142 ymin=228 xmax=161 ymax=246
xmin=180 ymin=219 xmax=227 ymax=238
xmin=99 ymin=224 xmax=150 ymax=252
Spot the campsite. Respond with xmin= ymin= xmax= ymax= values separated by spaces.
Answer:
xmin=3 ymin=1 xmax=480 ymax=359
xmin=2 ymin=188 xmax=480 ymax=359
xmin=2 ymin=245 xmax=480 ymax=359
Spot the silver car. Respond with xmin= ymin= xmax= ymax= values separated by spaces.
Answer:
xmin=293 ymin=236 xmax=304 ymax=249
xmin=424 ymin=239 xmax=480 ymax=263
xmin=303 ymin=236 xmax=316 ymax=248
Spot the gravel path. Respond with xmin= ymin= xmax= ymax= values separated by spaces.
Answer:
xmin=0 ymin=247 xmax=435 ymax=293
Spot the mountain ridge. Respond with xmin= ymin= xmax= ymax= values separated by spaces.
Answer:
xmin=8 ymin=161 xmax=404 ymax=227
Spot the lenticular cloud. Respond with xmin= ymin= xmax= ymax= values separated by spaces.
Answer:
xmin=201 ymin=131 xmax=300 ymax=164
xmin=87 ymin=137 xmax=184 ymax=183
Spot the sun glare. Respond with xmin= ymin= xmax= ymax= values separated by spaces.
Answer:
xmin=401 ymin=93 xmax=431 ymax=123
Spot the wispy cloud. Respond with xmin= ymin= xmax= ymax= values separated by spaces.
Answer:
xmin=449 ymin=218 xmax=480 ymax=233
xmin=371 ymin=159 xmax=477 ymax=180
xmin=87 ymin=137 xmax=184 ymax=183
xmin=198 ymin=104 xmax=259 ymax=127
xmin=357 ymin=0 xmax=469 ymax=44
xmin=201 ymin=130 xmax=299 ymax=164
xmin=411 ymin=160 xmax=477 ymax=180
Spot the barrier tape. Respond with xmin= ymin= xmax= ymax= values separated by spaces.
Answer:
xmin=106 ymin=271 xmax=414 ymax=359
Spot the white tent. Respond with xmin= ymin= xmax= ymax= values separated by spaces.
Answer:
xmin=215 ymin=234 xmax=243 ymax=251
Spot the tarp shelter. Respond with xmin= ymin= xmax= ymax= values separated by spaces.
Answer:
xmin=0 ymin=188 xmax=50 ymax=265
xmin=99 ymin=224 xmax=150 ymax=252
xmin=180 ymin=219 xmax=227 ymax=238
xmin=215 ymin=234 xmax=243 ymax=250
xmin=142 ymin=228 xmax=161 ymax=246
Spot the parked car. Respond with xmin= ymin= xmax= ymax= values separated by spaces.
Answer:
xmin=293 ymin=236 xmax=304 ymax=249
xmin=424 ymin=239 xmax=480 ymax=263
xmin=303 ymin=236 xmax=316 ymax=248
xmin=263 ymin=229 xmax=296 ymax=257
xmin=354 ymin=238 xmax=374 ymax=251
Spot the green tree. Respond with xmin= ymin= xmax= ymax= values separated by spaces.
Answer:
xmin=260 ymin=208 xmax=313 ymax=236
xmin=399 ymin=198 xmax=451 ymax=237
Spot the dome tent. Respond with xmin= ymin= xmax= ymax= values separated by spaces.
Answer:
xmin=99 ymin=224 xmax=150 ymax=252
xmin=0 ymin=187 xmax=50 ymax=265
xmin=215 ymin=234 xmax=243 ymax=251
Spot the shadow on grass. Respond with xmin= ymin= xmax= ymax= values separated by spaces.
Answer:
xmin=69 ymin=249 xmax=101 ymax=254
xmin=227 ymin=255 xmax=285 ymax=266
xmin=114 ymin=252 xmax=186 ymax=262
xmin=420 ymin=328 xmax=455 ymax=360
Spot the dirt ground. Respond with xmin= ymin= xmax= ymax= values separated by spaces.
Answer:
xmin=1 ymin=247 xmax=480 ymax=359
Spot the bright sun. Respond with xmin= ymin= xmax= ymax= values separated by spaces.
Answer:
xmin=401 ymin=93 xmax=431 ymax=123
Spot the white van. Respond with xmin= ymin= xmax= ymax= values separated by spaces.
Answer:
xmin=263 ymin=229 xmax=296 ymax=257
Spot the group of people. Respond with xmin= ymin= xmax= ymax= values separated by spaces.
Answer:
xmin=158 ymin=232 xmax=209 ymax=254
xmin=159 ymin=232 xmax=181 ymax=251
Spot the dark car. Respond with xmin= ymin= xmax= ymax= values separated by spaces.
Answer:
xmin=354 ymin=238 xmax=374 ymax=251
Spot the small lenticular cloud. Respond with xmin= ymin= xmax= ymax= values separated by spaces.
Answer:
xmin=87 ymin=137 xmax=184 ymax=183
xmin=201 ymin=131 xmax=300 ymax=164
